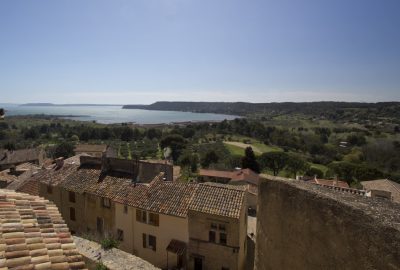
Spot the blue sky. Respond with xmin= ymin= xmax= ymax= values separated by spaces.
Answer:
xmin=0 ymin=0 xmax=399 ymax=104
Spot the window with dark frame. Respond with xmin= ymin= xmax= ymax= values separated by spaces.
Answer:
xmin=69 ymin=191 xmax=76 ymax=203
xmin=148 ymin=235 xmax=156 ymax=251
xmin=123 ymin=205 xmax=128 ymax=214
xmin=220 ymin=232 xmax=227 ymax=245
xmin=102 ymin=197 xmax=111 ymax=208
xmin=70 ymin=207 xmax=76 ymax=221
xmin=142 ymin=233 xmax=157 ymax=251
xmin=47 ymin=185 xmax=53 ymax=194
xmin=209 ymin=231 xmax=216 ymax=242
xmin=136 ymin=209 xmax=147 ymax=223
xmin=148 ymin=212 xmax=159 ymax=226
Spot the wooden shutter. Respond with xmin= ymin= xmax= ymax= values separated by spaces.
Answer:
xmin=154 ymin=214 xmax=159 ymax=226
xmin=142 ymin=233 xmax=146 ymax=248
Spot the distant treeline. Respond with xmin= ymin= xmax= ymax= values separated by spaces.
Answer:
xmin=123 ymin=101 xmax=400 ymax=120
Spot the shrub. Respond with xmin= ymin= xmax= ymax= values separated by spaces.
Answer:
xmin=95 ymin=262 xmax=108 ymax=270
xmin=100 ymin=238 xmax=118 ymax=250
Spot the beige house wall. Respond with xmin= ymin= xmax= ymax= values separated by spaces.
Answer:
xmin=132 ymin=209 xmax=189 ymax=269
xmin=187 ymin=211 xmax=244 ymax=270
xmin=39 ymin=184 xmax=87 ymax=235
xmin=83 ymin=193 xmax=115 ymax=239
xmin=115 ymin=203 xmax=135 ymax=254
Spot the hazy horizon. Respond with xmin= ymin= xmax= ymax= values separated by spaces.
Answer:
xmin=1 ymin=0 xmax=399 ymax=104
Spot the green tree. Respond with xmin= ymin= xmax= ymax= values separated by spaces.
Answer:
xmin=160 ymin=134 xmax=186 ymax=162
xmin=120 ymin=127 xmax=134 ymax=141
xmin=305 ymin=167 xmax=324 ymax=178
xmin=54 ymin=142 xmax=75 ymax=158
xmin=286 ymin=154 xmax=310 ymax=178
xmin=259 ymin=152 xmax=288 ymax=176
xmin=201 ymin=150 xmax=219 ymax=168
xmin=241 ymin=147 xmax=260 ymax=173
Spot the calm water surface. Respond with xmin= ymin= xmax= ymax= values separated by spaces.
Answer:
xmin=1 ymin=104 xmax=238 ymax=124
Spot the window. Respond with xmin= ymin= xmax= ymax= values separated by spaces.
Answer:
xmin=222 ymin=267 xmax=230 ymax=270
xmin=97 ymin=217 xmax=103 ymax=234
xmin=102 ymin=197 xmax=111 ymax=208
xmin=117 ymin=229 xmax=124 ymax=241
xmin=69 ymin=191 xmax=76 ymax=203
xmin=219 ymin=224 xmax=226 ymax=231
xmin=123 ymin=205 xmax=128 ymax=214
xmin=209 ymin=231 xmax=216 ymax=243
xmin=148 ymin=212 xmax=159 ymax=226
xmin=47 ymin=185 xmax=53 ymax=194
xmin=70 ymin=207 xmax=76 ymax=221
xmin=142 ymin=234 xmax=156 ymax=251
xmin=211 ymin=223 xmax=217 ymax=229
xmin=148 ymin=235 xmax=156 ymax=251
xmin=220 ymin=233 xmax=227 ymax=245
xmin=136 ymin=209 xmax=147 ymax=223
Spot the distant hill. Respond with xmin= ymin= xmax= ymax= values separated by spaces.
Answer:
xmin=123 ymin=101 xmax=400 ymax=119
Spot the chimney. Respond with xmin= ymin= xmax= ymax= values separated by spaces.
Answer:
xmin=55 ymin=157 xmax=64 ymax=169
xmin=101 ymin=153 xmax=110 ymax=174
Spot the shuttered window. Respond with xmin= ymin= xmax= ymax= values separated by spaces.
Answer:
xmin=148 ymin=213 xmax=159 ymax=226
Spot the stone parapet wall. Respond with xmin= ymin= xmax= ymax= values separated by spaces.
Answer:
xmin=255 ymin=176 xmax=400 ymax=270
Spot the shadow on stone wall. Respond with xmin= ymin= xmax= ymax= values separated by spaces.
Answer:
xmin=255 ymin=177 xmax=400 ymax=270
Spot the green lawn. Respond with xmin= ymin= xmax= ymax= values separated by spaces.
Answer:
xmin=309 ymin=163 xmax=329 ymax=174
xmin=224 ymin=143 xmax=246 ymax=156
xmin=223 ymin=141 xmax=282 ymax=156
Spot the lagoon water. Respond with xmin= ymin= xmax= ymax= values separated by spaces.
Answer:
xmin=1 ymin=104 xmax=238 ymax=124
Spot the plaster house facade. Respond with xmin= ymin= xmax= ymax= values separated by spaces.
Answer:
xmin=12 ymin=155 xmax=247 ymax=270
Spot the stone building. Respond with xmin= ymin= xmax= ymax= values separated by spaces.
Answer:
xmin=199 ymin=168 xmax=259 ymax=210
xmin=361 ymin=179 xmax=400 ymax=203
xmin=188 ymin=183 xmax=247 ymax=270
xmin=0 ymin=148 xmax=45 ymax=170
xmin=12 ymin=155 xmax=247 ymax=270
xmin=74 ymin=143 xmax=117 ymax=158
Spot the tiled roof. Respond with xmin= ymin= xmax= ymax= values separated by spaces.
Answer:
xmin=0 ymin=190 xmax=87 ymax=270
xmin=189 ymin=183 xmax=245 ymax=219
xmin=12 ymin=160 xmax=245 ymax=219
xmin=74 ymin=144 xmax=107 ymax=153
xmin=199 ymin=169 xmax=233 ymax=179
xmin=361 ymin=179 xmax=400 ymax=203
xmin=60 ymin=165 xmax=133 ymax=200
xmin=16 ymin=177 xmax=40 ymax=196
xmin=31 ymin=163 xmax=79 ymax=187
xmin=309 ymin=178 xmax=349 ymax=188
xmin=114 ymin=175 xmax=198 ymax=218
xmin=230 ymin=168 xmax=260 ymax=185
xmin=166 ymin=239 xmax=186 ymax=256
xmin=0 ymin=148 xmax=42 ymax=166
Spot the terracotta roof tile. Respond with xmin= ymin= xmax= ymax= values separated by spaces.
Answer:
xmin=0 ymin=149 xmax=42 ymax=166
xmin=114 ymin=175 xmax=198 ymax=218
xmin=0 ymin=190 xmax=87 ymax=270
xmin=189 ymin=183 xmax=245 ymax=219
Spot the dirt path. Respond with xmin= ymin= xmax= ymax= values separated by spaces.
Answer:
xmin=224 ymin=141 xmax=262 ymax=154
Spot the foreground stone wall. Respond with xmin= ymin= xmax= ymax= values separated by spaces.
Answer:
xmin=73 ymin=236 xmax=159 ymax=270
xmin=255 ymin=177 xmax=400 ymax=270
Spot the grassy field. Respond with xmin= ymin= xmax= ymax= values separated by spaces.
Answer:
xmin=223 ymin=140 xmax=282 ymax=156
